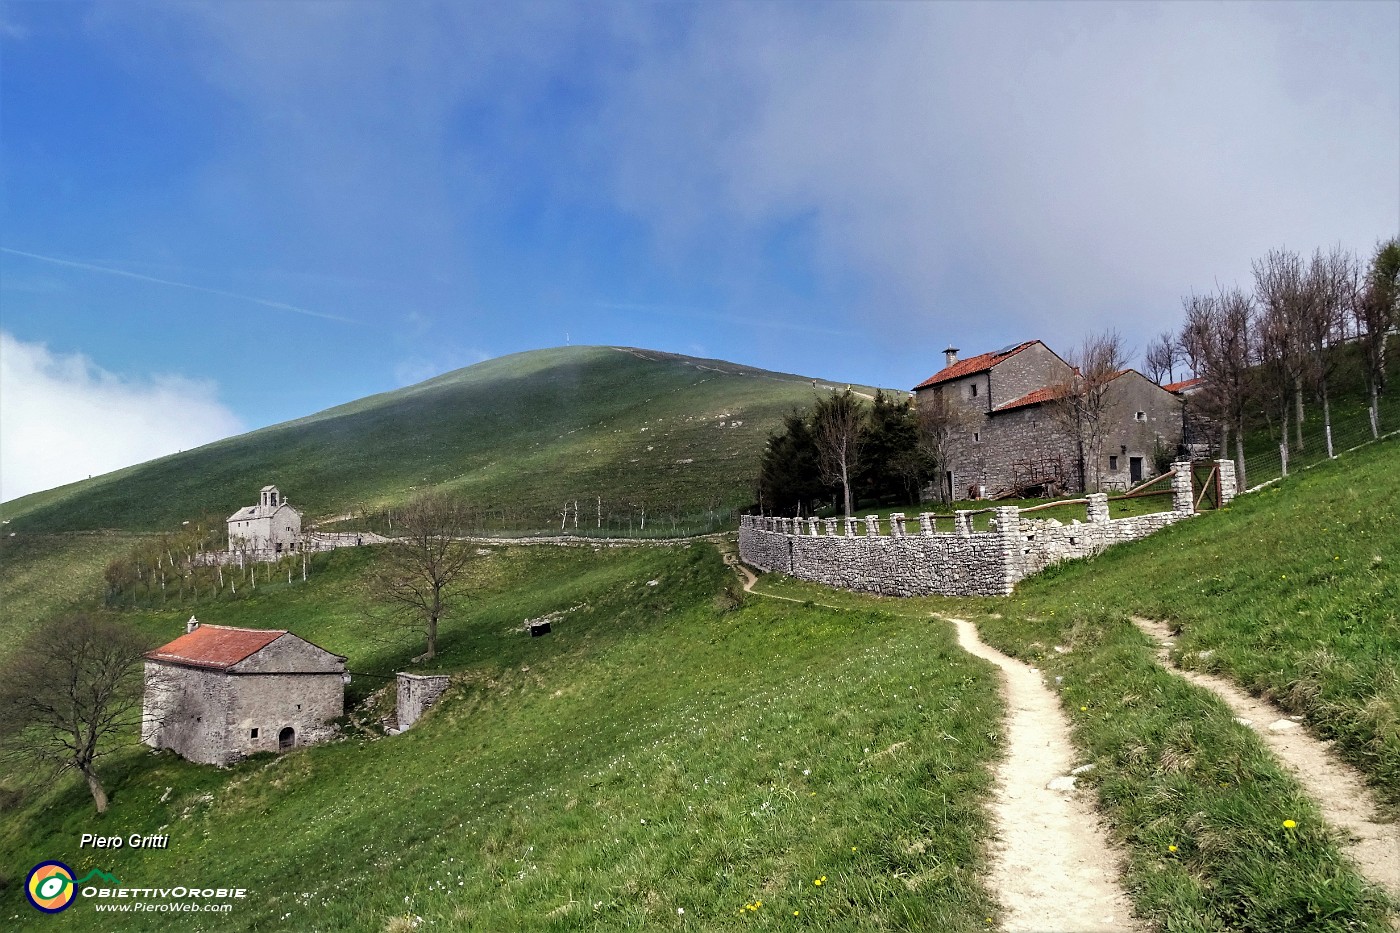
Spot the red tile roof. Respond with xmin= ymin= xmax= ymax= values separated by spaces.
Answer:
xmin=993 ymin=385 xmax=1065 ymax=412
xmin=146 ymin=624 xmax=285 ymax=671
xmin=913 ymin=341 xmax=1039 ymax=390
xmin=1163 ymin=377 xmax=1203 ymax=393
xmin=992 ymin=370 xmax=1133 ymax=413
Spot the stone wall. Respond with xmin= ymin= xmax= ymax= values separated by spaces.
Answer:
xmin=739 ymin=461 xmax=1212 ymax=597
xmin=397 ymin=673 xmax=452 ymax=730
xmin=142 ymin=663 xmax=231 ymax=766
xmin=143 ymin=664 xmax=346 ymax=766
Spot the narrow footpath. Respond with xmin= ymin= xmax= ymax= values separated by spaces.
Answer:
xmin=950 ymin=618 xmax=1144 ymax=933
xmin=722 ymin=550 xmax=1143 ymax=929
xmin=1133 ymin=617 xmax=1400 ymax=900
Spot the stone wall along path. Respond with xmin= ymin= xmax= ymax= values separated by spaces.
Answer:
xmin=950 ymin=618 xmax=1144 ymax=933
xmin=1133 ymin=617 xmax=1400 ymax=900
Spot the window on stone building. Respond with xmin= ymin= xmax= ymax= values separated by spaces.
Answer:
xmin=251 ymin=728 xmax=259 ymax=739
xmin=970 ymin=383 xmax=978 ymax=398
xmin=1109 ymin=455 xmax=1119 ymax=471
xmin=1135 ymin=411 xmax=1146 ymax=422
xmin=973 ymin=432 xmax=980 ymax=442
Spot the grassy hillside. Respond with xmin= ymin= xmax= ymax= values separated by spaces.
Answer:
xmin=756 ymin=435 xmax=1399 ymax=929
xmin=0 ymin=346 xmax=882 ymax=536
xmin=0 ymin=532 xmax=144 ymax=658
xmin=1238 ymin=337 xmax=1400 ymax=488
xmin=0 ymin=544 xmax=1006 ymax=932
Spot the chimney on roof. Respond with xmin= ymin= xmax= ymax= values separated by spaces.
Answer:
xmin=187 ymin=616 xmax=200 ymax=634
xmin=944 ymin=346 xmax=959 ymax=368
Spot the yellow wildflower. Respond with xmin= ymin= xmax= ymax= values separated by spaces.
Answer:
xmin=1283 ymin=819 xmax=1297 ymax=829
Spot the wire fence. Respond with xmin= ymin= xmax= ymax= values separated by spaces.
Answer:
xmin=1238 ymin=398 xmax=1397 ymax=491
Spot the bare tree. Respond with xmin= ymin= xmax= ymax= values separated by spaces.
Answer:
xmin=1253 ymin=248 xmax=1310 ymax=451
xmin=1357 ymin=237 xmax=1400 ymax=438
xmin=370 ymin=491 xmax=475 ymax=661
xmin=1303 ymin=246 xmax=1357 ymax=458
xmin=812 ymin=389 xmax=867 ymax=516
xmin=1049 ymin=330 xmax=1127 ymax=492
xmin=0 ymin=615 xmax=152 ymax=813
xmin=915 ymin=391 xmax=974 ymax=504
xmin=1180 ymin=288 xmax=1255 ymax=486
xmin=1143 ymin=331 xmax=1180 ymax=386
xmin=1255 ymin=289 xmax=1299 ymax=475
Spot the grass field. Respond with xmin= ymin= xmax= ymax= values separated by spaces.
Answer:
xmin=0 ymin=532 xmax=145 ymax=663
xmin=0 ymin=544 xmax=1007 ymax=932
xmin=2 ymin=346 xmax=1396 ymax=930
xmin=755 ymin=434 xmax=1399 ymax=931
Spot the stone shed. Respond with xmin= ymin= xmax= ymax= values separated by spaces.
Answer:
xmin=142 ymin=619 xmax=348 ymax=766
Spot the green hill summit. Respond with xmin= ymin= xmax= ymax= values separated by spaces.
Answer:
xmin=1 ymin=346 xmax=880 ymax=535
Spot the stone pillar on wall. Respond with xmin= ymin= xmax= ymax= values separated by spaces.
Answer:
xmin=823 ymin=518 xmax=838 ymax=536
xmin=864 ymin=515 xmax=880 ymax=537
xmin=1172 ymin=461 xmax=1194 ymax=514
xmin=889 ymin=514 xmax=906 ymax=537
xmin=1086 ymin=493 xmax=1110 ymax=524
xmin=954 ymin=511 xmax=972 ymax=537
xmin=844 ymin=517 xmax=858 ymax=537
xmin=807 ymin=517 xmax=821 ymax=535
xmin=919 ymin=513 xmax=936 ymax=535
xmin=1216 ymin=459 xmax=1238 ymax=505
xmin=995 ymin=506 xmax=1022 ymax=594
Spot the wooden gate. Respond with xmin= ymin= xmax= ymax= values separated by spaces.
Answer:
xmin=1191 ymin=461 xmax=1222 ymax=511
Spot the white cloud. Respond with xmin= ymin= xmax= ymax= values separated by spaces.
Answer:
xmin=0 ymin=333 xmax=244 ymax=502
xmin=589 ymin=2 xmax=1400 ymax=353
xmin=76 ymin=2 xmax=1400 ymax=372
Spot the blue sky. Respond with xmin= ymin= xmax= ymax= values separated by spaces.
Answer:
xmin=2 ymin=0 xmax=1397 ymax=501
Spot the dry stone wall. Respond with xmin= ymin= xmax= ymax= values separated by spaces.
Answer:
xmin=397 ymin=673 xmax=451 ymax=730
xmin=739 ymin=461 xmax=1215 ymax=597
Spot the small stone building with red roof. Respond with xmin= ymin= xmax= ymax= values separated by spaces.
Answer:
xmin=913 ymin=340 xmax=1183 ymax=498
xmin=141 ymin=618 xmax=348 ymax=766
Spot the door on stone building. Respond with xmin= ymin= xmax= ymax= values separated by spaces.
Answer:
xmin=278 ymin=727 xmax=295 ymax=752
xmin=1129 ymin=457 xmax=1144 ymax=484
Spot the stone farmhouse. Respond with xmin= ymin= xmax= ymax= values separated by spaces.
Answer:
xmin=142 ymin=618 xmax=348 ymax=767
xmin=913 ymin=340 xmax=1183 ymax=498
xmin=1164 ymin=376 xmax=1215 ymax=457
xmin=227 ymin=485 xmax=302 ymax=557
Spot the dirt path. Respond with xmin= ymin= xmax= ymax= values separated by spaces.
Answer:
xmin=950 ymin=618 xmax=1143 ymax=933
xmin=722 ymin=559 xmax=1143 ymax=928
xmin=719 ymin=546 xmax=759 ymax=593
xmin=1133 ymin=617 xmax=1400 ymax=899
